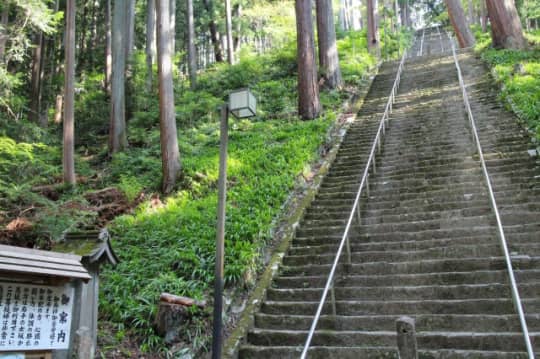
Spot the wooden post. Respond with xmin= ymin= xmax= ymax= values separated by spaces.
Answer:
xmin=212 ymin=105 xmax=229 ymax=359
xmin=396 ymin=316 xmax=418 ymax=359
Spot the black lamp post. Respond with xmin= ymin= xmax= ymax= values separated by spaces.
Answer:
xmin=212 ymin=88 xmax=257 ymax=359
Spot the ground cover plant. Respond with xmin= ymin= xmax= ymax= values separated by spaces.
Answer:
xmin=473 ymin=27 xmax=540 ymax=143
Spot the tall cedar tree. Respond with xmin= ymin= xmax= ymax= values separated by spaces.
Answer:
xmin=202 ymin=0 xmax=224 ymax=62
xmin=187 ymin=0 xmax=197 ymax=88
xmin=445 ymin=0 xmax=475 ymax=48
xmin=295 ymin=0 xmax=320 ymax=120
xmin=105 ymin=0 xmax=112 ymax=92
xmin=485 ymin=0 xmax=526 ymax=49
xmin=0 ymin=4 xmax=8 ymax=63
xmin=225 ymin=0 xmax=234 ymax=64
xmin=156 ymin=0 xmax=181 ymax=193
xmin=146 ymin=0 xmax=156 ymax=93
xmin=367 ymin=0 xmax=379 ymax=55
xmin=109 ymin=0 xmax=128 ymax=153
xmin=316 ymin=0 xmax=343 ymax=89
xmin=64 ymin=0 xmax=76 ymax=185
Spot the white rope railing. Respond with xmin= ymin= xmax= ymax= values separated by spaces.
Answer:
xmin=449 ymin=38 xmax=535 ymax=359
xmin=299 ymin=50 xmax=408 ymax=359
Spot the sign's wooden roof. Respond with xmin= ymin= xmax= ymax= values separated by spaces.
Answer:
xmin=0 ymin=244 xmax=91 ymax=281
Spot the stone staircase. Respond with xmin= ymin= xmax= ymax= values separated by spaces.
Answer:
xmin=237 ymin=32 xmax=540 ymax=358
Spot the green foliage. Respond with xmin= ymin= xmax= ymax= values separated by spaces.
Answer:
xmin=473 ymin=28 xmax=540 ymax=142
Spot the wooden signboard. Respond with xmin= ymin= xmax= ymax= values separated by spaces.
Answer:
xmin=0 ymin=283 xmax=74 ymax=352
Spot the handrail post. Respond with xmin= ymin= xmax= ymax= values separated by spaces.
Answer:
xmin=365 ymin=174 xmax=370 ymax=198
xmin=396 ymin=316 xmax=418 ymax=359
xmin=330 ymin=282 xmax=337 ymax=316
xmin=345 ymin=233 xmax=352 ymax=267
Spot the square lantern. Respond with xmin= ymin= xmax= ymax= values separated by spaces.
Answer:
xmin=228 ymin=88 xmax=257 ymax=118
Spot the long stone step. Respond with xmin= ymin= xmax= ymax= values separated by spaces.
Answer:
xmin=253 ymin=313 xmax=540 ymax=332
xmin=260 ymin=298 xmax=540 ymax=316
xmin=280 ymin=256 xmax=540 ymax=277
xmin=289 ymin=235 xmax=539 ymax=255
xmin=239 ymin=345 xmax=529 ymax=359
xmin=246 ymin=329 xmax=540 ymax=351
xmin=273 ymin=269 xmax=540 ymax=288
xmin=266 ymin=283 xmax=540 ymax=302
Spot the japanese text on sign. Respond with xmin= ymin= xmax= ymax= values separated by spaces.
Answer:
xmin=0 ymin=283 xmax=74 ymax=351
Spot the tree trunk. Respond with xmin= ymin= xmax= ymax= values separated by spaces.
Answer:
xmin=367 ymin=0 xmax=379 ymax=55
xmin=468 ymin=0 xmax=474 ymax=25
xmin=400 ymin=0 xmax=407 ymax=27
xmin=110 ymin=0 xmax=128 ymax=154
xmin=339 ymin=0 xmax=348 ymax=31
xmin=295 ymin=0 xmax=320 ymax=120
xmin=225 ymin=0 xmax=234 ymax=64
xmin=29 ymin=33 xmax=45 ymax=125
xmin=187 ymin=0 xmax=197 ymax=89
xmin=54 ymin=94 xmax=63 ymax=124
xmin=233 ymin=5 xmax=242 ymax=52
xmin=445 ymin=0 xmax=475 ymax=48
xmin=0 ymin=4 xmax=8 ymax=63
xmin=316 ymin=0 xmax=343 ymax=89
xmin=64 ymin=0 xmax=76 ymax=185
xmin=485 ymin=0 xmax=526 ymax=49
xmin=156 ymin=0 xmax=181 ymax=194
xmin=146 ymin=0 xmax=156 ymax=93
xmin=169 ymin=0 xmax=175 ymax=53
xmin=480 ymin=0 xmax=487 ymax=32
xmin=202 ymin=0 xmax=223 ymax=62
xmin=126 ymin=0 xmax=136 ymax=58
xmin=79 ymin=0 xmax=88 ymax=71
xmin=395 ymin=0 xmax=400 ymax=28
xmin=105 ymin=0 xmax=112 ymax=93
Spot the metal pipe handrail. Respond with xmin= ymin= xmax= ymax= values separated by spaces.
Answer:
xmin=300 ymin=50 xmax=408 ymax=359
xmin=449 ymin=38 xmax=535 ymax=359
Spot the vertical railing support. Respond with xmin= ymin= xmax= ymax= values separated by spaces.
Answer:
xmin=330 ymin=283 xmax=337 ymax=316
xmin=396 ymin=316 xmax=418 ymax=359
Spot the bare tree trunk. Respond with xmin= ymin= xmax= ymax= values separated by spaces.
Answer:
xmin=170 ymin=0 xmax=175 ymax=53
xmin=105 ymin=0 xmax=112 ymax=93
xmin=400 ymin=0 xmax=407 ymax=27
xmin=367 ymin=0 xmax=379 ymax=55
xmin=485 ymin=0 xmax=526 ymax=49
xmin=0 ymin=4 xmax=8 ymax=63
xmin=79 ymin=0 xmax=87 ymax=70
xmin=29 ymin=33 xmax=44 ymax=125
xmin=187 ymin=0 xmax=197 ymax=89
xmin=468 ymin=0 xmax=474 ymax=25
xmin=54 ymin=94 xmax=63 ymax=124
xmin=64 ymin=0 xmax=76 ymax=185
xmin=89 ymin=0 xmax=99 ymax=67
xmin=233 ymin=4 xmax=242 ymax=51
xmin=445 ymin=0 xmax=475 ymax=48
xmin=156 ymin=0 xmax=181 ymax=193
xmin=146 ymin=0 xmax=156 ymax=93
xmin=295 ymin=0 xmax=320 ymax=120
xmin=202 ymin=0 xmax=223 ymax=62
xmin=126 ymin=0 xmax=136 ymax=58
xmin=480 ymin=0 xmax=487 ymax=32
xmin=316 ymin=0 xmax=342 ymax=89
xmin=225 ymin=0 xmax=234 ymax=64
xmin=395 ymin=0 xmax=400 ymax=28
xmin=110 ymin=0 xmax=128 ymax=154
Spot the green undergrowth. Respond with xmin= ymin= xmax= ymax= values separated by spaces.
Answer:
xmin=98 ymin=29 xmax=404 ymax=356
xmin=473 ymin=27 xmax=540 ymax=143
